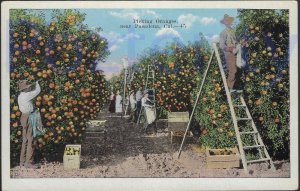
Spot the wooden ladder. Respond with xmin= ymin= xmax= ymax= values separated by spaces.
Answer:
xmin=232 ymin=93 xmax=275 ymax=172
xmin=137 ymin=64 xmax=156 ymax=125
xmin=124 ymin=69 xmax=135 ymax=116
xmin=178 ymin=42 xmax=275 ymax=173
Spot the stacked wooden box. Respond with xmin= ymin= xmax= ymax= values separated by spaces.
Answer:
xmin=168 ymin=112 xmax=193 ymax=144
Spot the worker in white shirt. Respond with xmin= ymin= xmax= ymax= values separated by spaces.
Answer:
xmin=135 ymin=87 xmax=143 ymax=122
xmin=141 ymin=92 xmax=156 ymax=133
xmin=129 ymin=90 xmax=137 ymax=122
xmin=17 ymin=80 xmax=41 ymax=169
xmin=115 ymin=90 xmax=123 ymax=113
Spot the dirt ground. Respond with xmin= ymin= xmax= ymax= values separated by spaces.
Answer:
xmin=10 ymin=112 xmax=290 ymax=178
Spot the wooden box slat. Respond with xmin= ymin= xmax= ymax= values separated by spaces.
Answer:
xmin=206 ymin=147 xmax=240 ymax=169
xmin=168 ymin=112 xmax=189 ymax=132
xmin=63 ymin=144 xmax=81 ymax=170
xmin=168 ymin=112 xmax=189 ymax=122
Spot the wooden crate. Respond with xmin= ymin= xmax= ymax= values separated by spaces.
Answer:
xmin=63 ymin=145 xmax=81 ymax=170
xmin=170 ymin=131 xmax=193 ymax=144
xmin=168 ymin=112 xmax=189 ymax=132
xmin=206 ymin=147 xmax=240 ymax=169
xmin=86 ymin=120 xmax=107 ymax=131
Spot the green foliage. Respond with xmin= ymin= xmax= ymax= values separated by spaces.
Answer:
xmin=112 ymin=35 xmax=211 ymax=113
xmin=195 ymin=51 xmax=237 ymax=149
xmin=236 ymin=9 xmax=289 ymax=159
xmin=10 ymin=9 xmax=110 ymax=166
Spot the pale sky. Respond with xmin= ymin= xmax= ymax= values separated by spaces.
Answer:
xmin=78 ymin=9 xmax=238 ymax=79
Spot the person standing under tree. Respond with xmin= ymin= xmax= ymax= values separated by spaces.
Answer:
xmin=135 ymin=87 xmax=143 ymax=122
xmin=115 ymin=90 xmax=123 ymax=113
xmin=17 ymin=80 xmax=41 ymax=169
xmin=129 ymin=90 xmax=137 ymax=122
xmin=141 ymin=92 xmax=157 ymax=133
xmin=219 ymin=14 xmax=242 ymax=93
xmin=108 ymin=91 xmax=116 ymax=113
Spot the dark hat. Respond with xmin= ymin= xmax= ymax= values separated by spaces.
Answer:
xmin=220 ymin=14 xmax=234 ymax=24
xmin=18 ymin=80 xmax=32 ymax=91
xmin=143 ymin=89 xmax=149 ymax=94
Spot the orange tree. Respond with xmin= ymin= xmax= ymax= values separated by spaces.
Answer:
xmin=10 ymin=9 xmax=109 ymax=165
xmin=109 ymin=35 xmax=236 ymax=144
xmin=125 ymin=35 xmax=210 ymax=114
xmin=236 ymin=9 xmax=289 ymax=159
xmin=193 ymin=41 xmax=237 ymax=148
xmin=115 ymin=38 xmax=211 ymax=120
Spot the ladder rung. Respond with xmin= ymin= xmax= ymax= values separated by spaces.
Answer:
xmin=246 ymin=158 xmax=270 ymax=164
xmin=85 ymin=132 xmax=106 ymax=134
xmin=239 ymin=131 xmax=258 ymax=135
xmin=237 ymin=117 xmax=252 ymax=121
xmin=233 ymin=105 xmax=246 ymax=107
xmin=230 ymin=91 xmax=243 ymax=94
xmin=243 ymin=145 xmax=264 ymax=149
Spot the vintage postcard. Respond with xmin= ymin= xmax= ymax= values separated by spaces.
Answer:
xmin=1 ymin=1 xmax=298 ymax=191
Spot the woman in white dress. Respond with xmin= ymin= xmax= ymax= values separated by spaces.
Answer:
xmin=115 ymin=91 xmax=123 ymax=113
xmin=129 ymin=90 xmax=137 ymax=122
xmin=141 ymin=93 xmax=156 ymax=132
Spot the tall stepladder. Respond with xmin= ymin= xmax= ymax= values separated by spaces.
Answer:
xmin=178 ymin=42 xmax=275 ymax=174
xmin=124 ymin=68 xmax=135 ymax=116
xmin=137 ymin=64 xmax=157 ymax=126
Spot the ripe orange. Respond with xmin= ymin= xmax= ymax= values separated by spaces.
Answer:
xmin=32 ymin=67 xmax=38 ymax=72
xmin=35 ymin=101 xmax=41 ymax=106
xmin=37 ymin=72 xmax=42 ymax=77
xmin=10 ymin=72 xmax=16 ymax=78
xmin=24 ymin=72 xmax=30 ymax=77
xmin=278 ymin=83 xmax=284 ymax=88
xmin=22 ymin=41 xmax=28 ymax=46
xmin=228 ymin=132 xmax=234 ymax=137
xmin=12 ymin=105 xmax=18 ymax=111
xmin=260 ymin=90 xmax=267 ymax=95
xmin=255 ymin=99 xmax=262 ymax=106
xmin=12 ymin=57 xmax=17 ymax=63
xmin=16 ymin=111 xmax=21 ymax=117
xmin=49 ymin=83 xmax=55 ymax=89
xmin=12 ymin=122 xmax=18 ymax=128
xmin=38 ymin=138 xmax=43 ymax=143
xmin=14 ymin=51 xmax=20 ymax=56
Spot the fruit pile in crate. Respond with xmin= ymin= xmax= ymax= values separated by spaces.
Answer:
xmin=206 ymin=147 xmax=240 ymax=169
xmin=63 ymin=145 xmax=81 ymax=169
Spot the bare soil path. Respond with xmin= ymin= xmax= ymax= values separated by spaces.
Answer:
xmin=11 ymin=112 xmax=290 ymax=178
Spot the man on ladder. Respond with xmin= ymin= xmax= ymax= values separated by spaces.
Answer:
xmin=219 ymin=14 xmax=242 ymax=93
xmin=178 ymin=14 xmax=275 ymax=173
